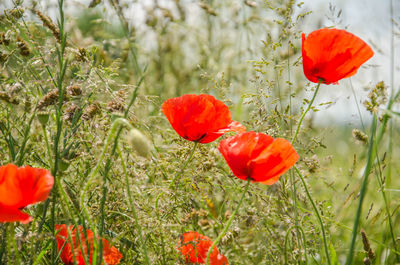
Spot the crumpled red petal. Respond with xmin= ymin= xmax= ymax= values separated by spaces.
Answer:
xmin=178 ymin=231 xmax=228 ymax=264
xmin=218 ymin=132 xmax=299 ymax=184
xmin=55 ymin=224 xmax=122 ymax=265
xmin=0 ymin=164 xmax=54 ymax=223
xmin=302 ymin=28 xmax=374 ymax=84
xmin=162 ymin=94 xmax=245 ymax=143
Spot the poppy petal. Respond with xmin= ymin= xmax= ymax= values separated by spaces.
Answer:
xmin=178 ymin=231 xmax=227 ymax=264
xmin=56 ymin=224 xmax=122 ymax=265
xmin=0 ymin=164 xmax=54 ymax=223
xmin=210 ymin=253 xmax=229 ymax=265
xmin=218 ymin=132 xmax=274 ymax=180
xmin=302 ymin=28 xmax=374 ymax=84
xmin=162 ymin=94 xmax=242 ymax=143
xmin=219 ymin=132 xmax=298 ymax=184
xmin=249 ymin=138 xmax=299 ymax=183
xmin=103 ymin=239 xmax=123 ymax=265
xmin=0 ymin=203 xmax=32 ymax=224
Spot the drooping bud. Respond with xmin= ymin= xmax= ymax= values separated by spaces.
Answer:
xmin=126 ymin=128 xmax=152 ymax=158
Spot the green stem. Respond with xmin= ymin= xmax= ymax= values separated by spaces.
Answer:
xmin=55 ymin=178 xmax=90 ymax=265
xmin=291 ymin=81 xmax=321 ymax=144
xmin=294 ymin=166 xmax=331 ymax=265
xmin=289 ymin=81 xmax=321 ymax=261
xmin=9 ymin=223 xmax=21 ymax=265
xmin=373 ymin=133 xmax=399 ymax=261
xmin=284 ymin=225 xmax=308 ymax=264
xmin=80 ymin=118 xmax=134 ymax=225
xmin=78 ymin=118 xmax=134 ymax=264
xmin=42 ymin=125 xmax=53 ymax=169
xmin=118 ymin=146 xmax=150 ymax=265
xmin=289 ymin=169 xmax=303 ymax=260
xmin=169 ymin=142 xmax=198 ymax=189
xmin=345 ymin=114 xmax=377 ymax=265
xmin=376 ymin=89 xmax=400 ymax=145
xmin=206 ymin=180 xmax=250 ymax=265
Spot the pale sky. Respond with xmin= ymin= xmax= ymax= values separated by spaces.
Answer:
xmin=1 ymin=0 xmax=397 ymax=125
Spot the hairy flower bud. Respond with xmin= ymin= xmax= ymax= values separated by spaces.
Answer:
xmin=126 ymin=128 xmax=152 ymax=158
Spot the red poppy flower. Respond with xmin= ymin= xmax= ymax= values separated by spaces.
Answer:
xmin=218 ymin=131 xmax=299 ymax=185
xmin=302 ymin=28 xmax=374 ymax=84
xmin=162 ymin=94 xmax=245 ymax=143
xmin=0 ymin=164 xmax=54 ymax=224
xmin=178 ymin=231 xmax=228 ymax=264
xmin=55 ymin=224 xmax=122 ymax=265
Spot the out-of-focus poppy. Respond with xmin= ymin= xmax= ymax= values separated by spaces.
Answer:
xmin=218 ymin=131 xmax=299 ymax=185
xmin=162 ymin=94 xmax=245 ymax=144
xmin=55 ymin=224 xmax=122 ymax=265
xmin=0 ymin=164 xmax=54 ymax=224
xmin=302 ymin=28 xmax=374 ymax=84
xmin=178 ymin=231 xmax=228 ymax=264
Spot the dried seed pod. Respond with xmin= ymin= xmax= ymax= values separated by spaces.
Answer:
xmin=361 ymin=229 xmax=376 ymax=261
xmin=107 ymin=90 xmax=126 ymax=112
xmin=89 ymin=0 xmax=102 ymax=8
xmin=66 ymin=84 xmax=82 ymax=96
xmin=364 ymin=81 xmax=387 ymax=114
xmin=0 ymin=51 xmax=7 ymax=62
xmin=34 ymin=9 xmax=60 ymax=42
xmin=82 ymin=102 xmax=100 ymax=120
xmin=37 ymin=89 xmax=59 ymax=110
xmin=7 ymin=7 xmax=24 ymax=19
xmin=198 ymin=3 xmax=217 ymax=16
xmin=76 ymin=47 xmax=88 ymax=62
xmin=363 ymin=258 xmax=371 ymax=265
xmin=63 ymin=104 xmax=81 ymax=123
xmin=245 ymin=0 xmax=257 ymax=7
xmin=303 ymin=155 xmax=320 ymax=173
xmin=16 ymin=36 xmax=31 ymax=56
xmin=198 ymin=219 xmax=210 ymax=227
xmin=0 ymin=32 xmax=10 ymax=45
xmin=106 ymin=99 xmax=124 ymax=113
xmin=0 ymin=91 xmax=19 ymax=105
xmin=352 ymin=129 xmax=368 ymax=144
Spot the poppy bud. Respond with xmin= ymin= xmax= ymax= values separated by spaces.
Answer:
xmin=126 ymin=128 xmax=152 ymax=158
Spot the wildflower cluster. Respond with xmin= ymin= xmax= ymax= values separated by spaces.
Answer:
xmin=0 ymin=1 xmax=381 ymax=264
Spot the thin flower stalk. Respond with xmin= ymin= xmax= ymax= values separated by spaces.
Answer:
xmin=291 ymin=81 xmax=321 ymax=144
xmin=169 ymin=142 xmax=198 ymax=189
xmin=284 ymin=225 xmax=308 ymax=264
xmin=206 ymin=180 xmax=250 ymax=265
xmin=118 ymin=146 xmax=150 ymax=265
xmin=345 ymin=114 xmax=377 ymax=265
xmin=80 ymin=118 xmax=134 ymax=225
xmin=294 ymin=166 xmax=331 ymax=265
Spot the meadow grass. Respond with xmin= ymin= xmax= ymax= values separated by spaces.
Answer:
xmin=0 ymin=0 xmax=399 ymax=264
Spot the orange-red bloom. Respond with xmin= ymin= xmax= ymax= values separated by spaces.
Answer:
xmin=302 ymin=28 xmax=374 ymax=84
xmin=55 ymin=224 xmax=122 ymax=265
xmin=218 ymin=132 xmax=299 ymax=185
xmin=162 ymin=94 xmax=245 ymax=143
xmin=178 ymin=231 xmax=228 ymax=265
xmin=0 ymin=164 xmax=54 ymax=224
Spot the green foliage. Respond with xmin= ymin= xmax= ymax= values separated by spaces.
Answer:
xmin=0 ymin=0 xmax=399 ymax=264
